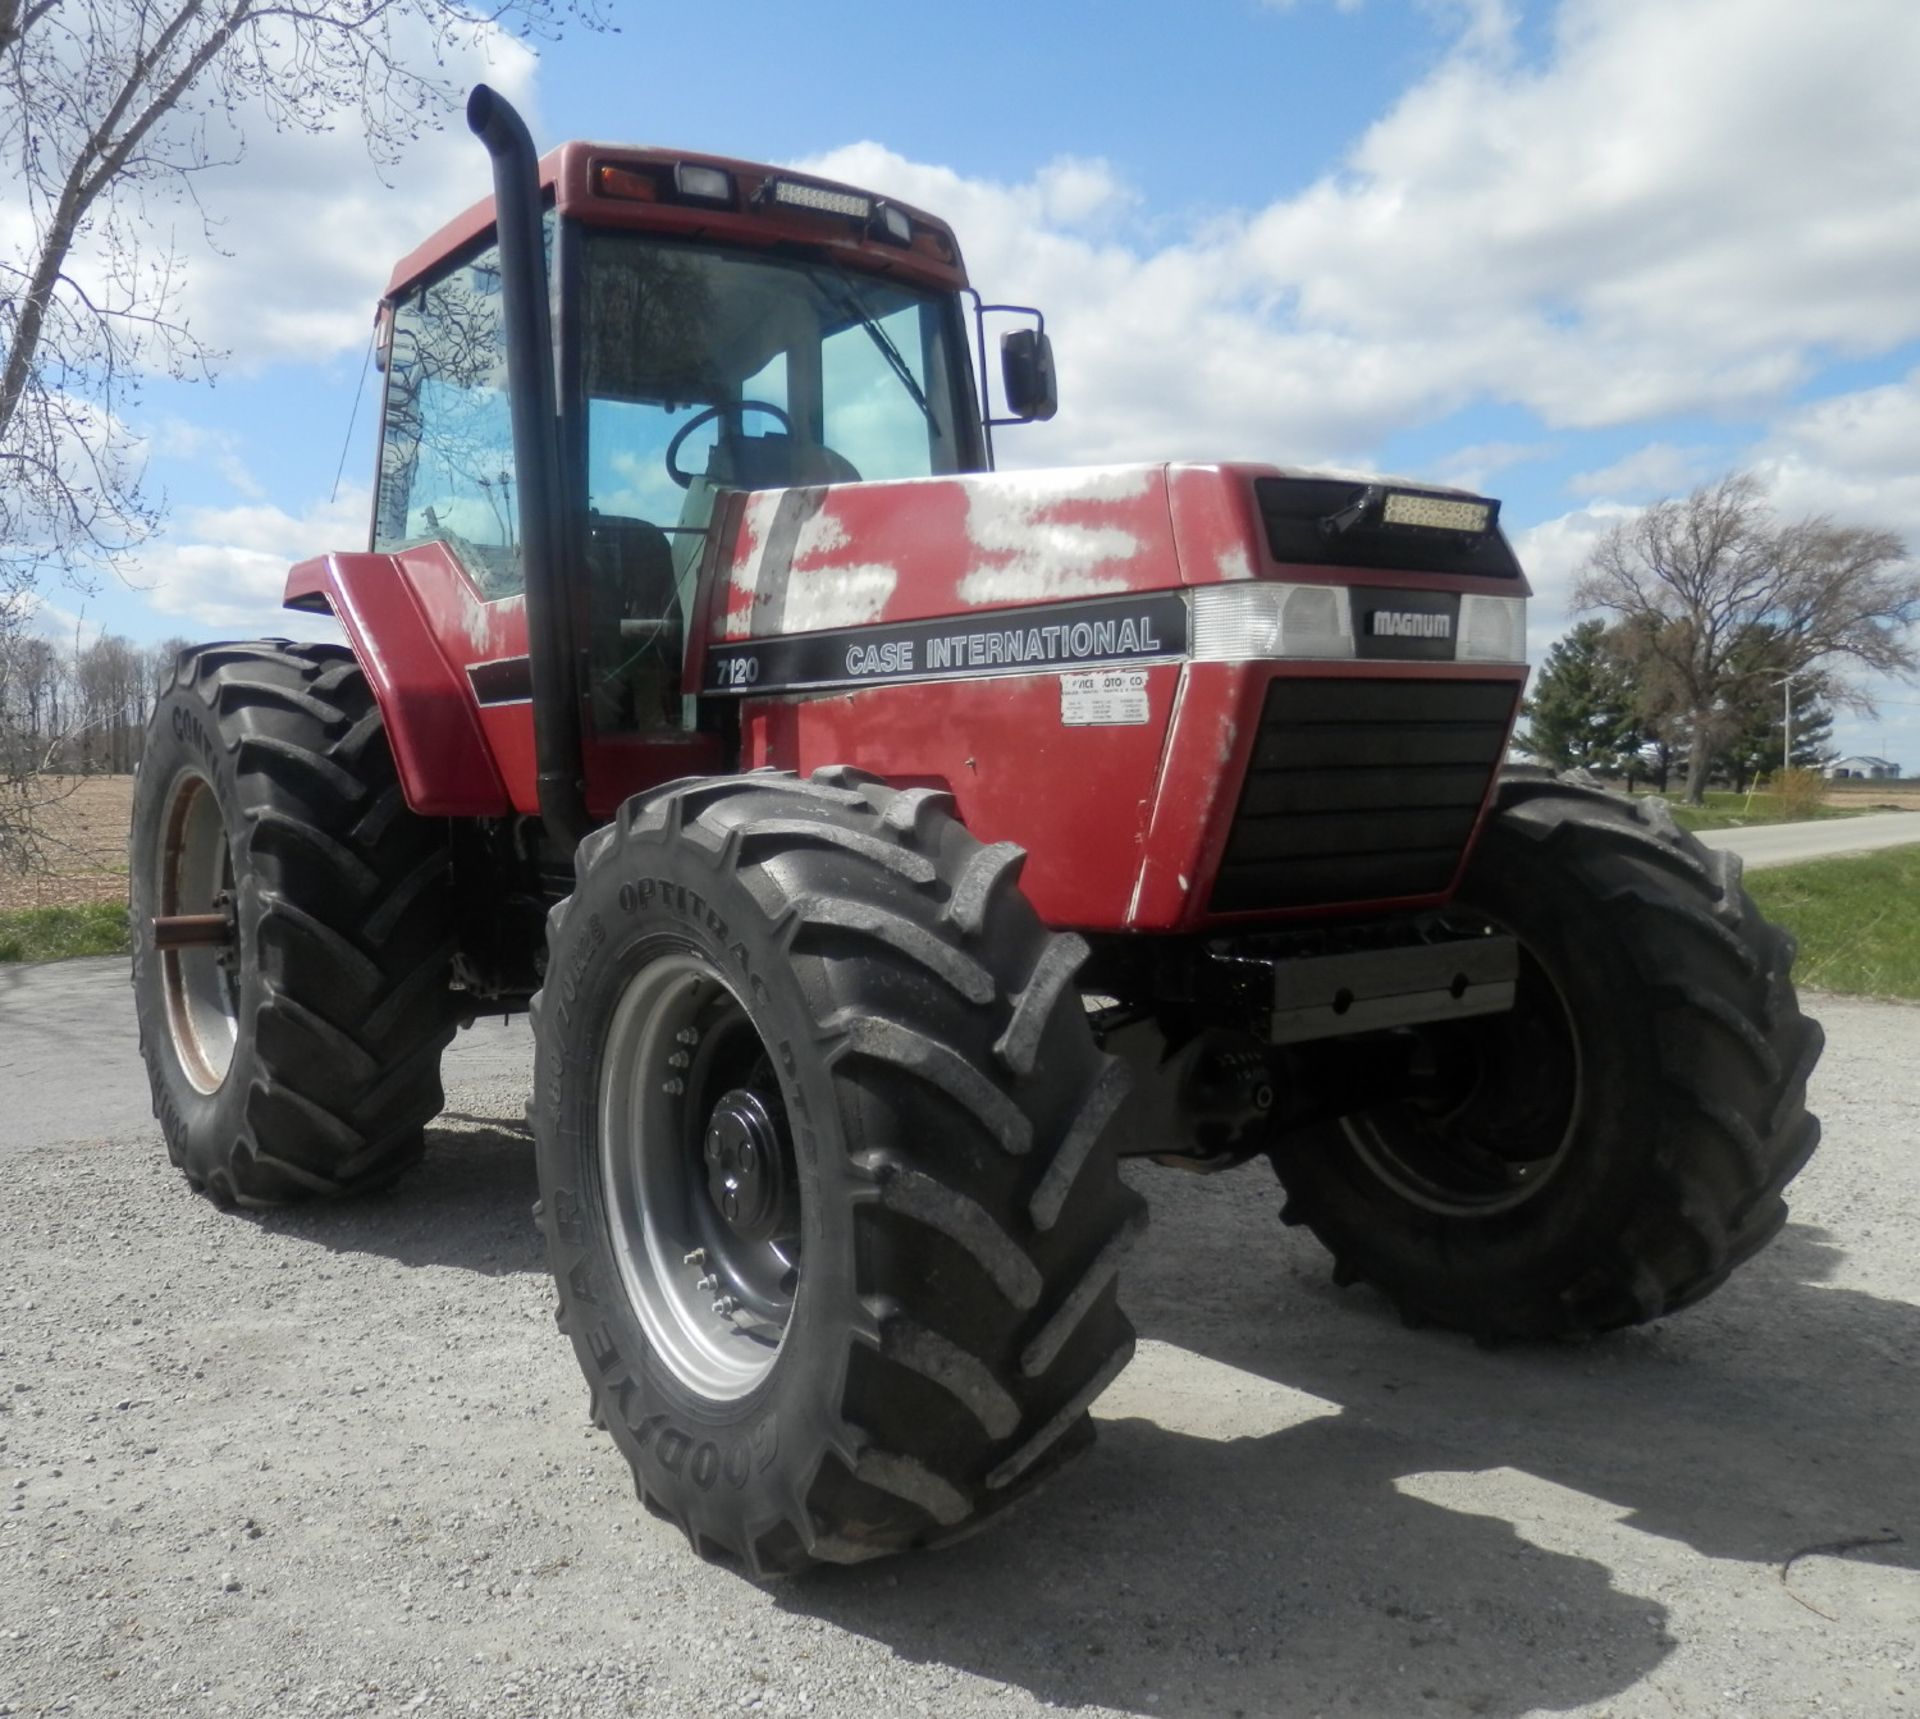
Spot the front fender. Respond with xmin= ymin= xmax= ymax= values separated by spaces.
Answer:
xmin=284 ymin=552 xmax=511 ymax=817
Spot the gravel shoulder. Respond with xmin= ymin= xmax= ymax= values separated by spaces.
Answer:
xmin=3 ymin=994 xmax=1917 ymax=1718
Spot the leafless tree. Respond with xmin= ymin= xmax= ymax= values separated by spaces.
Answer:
xmin=0 ymin=0 xmax=605 ymax=870
xmin=0 ymin=580 xmax=69 ymax=875
xmin=0 ymin=0 xmax=606 ymax=594
xmin=1574 ymin=473 xmax=1920 ymax=802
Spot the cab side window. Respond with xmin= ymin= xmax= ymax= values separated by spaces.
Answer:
xmin=373 ymin=241 xmax=522 ymax=598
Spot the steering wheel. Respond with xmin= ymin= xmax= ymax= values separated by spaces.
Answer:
xmin=665 ymin=400 xmax=794 ymax=489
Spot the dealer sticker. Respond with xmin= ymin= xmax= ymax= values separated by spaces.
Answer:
xmin=1060 ymin=669 xmax=1150 ymax=726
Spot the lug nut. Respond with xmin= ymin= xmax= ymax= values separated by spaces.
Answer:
xmin=697 ymin=1275 xmax=718 ymax=1293
xmin=662 ymin=1078 xmax=685 ymax=1096
xmin=711 ymin=1295 xmax=738 ymax=1317
xmin=682 ymin=1248 xmax=705 ymax=1267
xmin=668 ymin=1050 xmax=691 ymax=1070
xmin=675 ymin=1028 xmax=700 ymax=1046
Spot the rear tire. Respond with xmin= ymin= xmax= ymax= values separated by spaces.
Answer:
xmin=532 ymin=767 xmax=1142 ymax=1575
xmin=131 ymin=641 xmax=460 ymax=1204
xmin=1270 ymin=771 xmax=1822 ymax=1340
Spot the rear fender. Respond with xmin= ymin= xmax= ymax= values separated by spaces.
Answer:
xmin=284 ymin=552 xmax=511 ymax=817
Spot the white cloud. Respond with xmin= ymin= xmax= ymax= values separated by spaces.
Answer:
xmin=1237 ymin=0 xmax=1920 ymax=426
xmin=175 ymin=25 xmax=540 ymax=370
xmin=130 ymin=491 xmax=363 ymax=638
xmin=1566 ymin=441 xmax=1712 ymax=501
xmin=795 ymin=0 xmax=1920 ymax=474
xmin=1432 ymin=439 xmax=1556 ymax=494
xmin=3 ymin=20 xmax=542 ymax=377
xmin=148 ymin=420 xmax=266 ymax=500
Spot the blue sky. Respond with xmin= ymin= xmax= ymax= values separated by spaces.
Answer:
xmin=46 ymin=0 xmax=1920 ymax=769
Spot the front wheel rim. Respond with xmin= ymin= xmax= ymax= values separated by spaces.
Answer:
xmin=598 ymin=949 xmax=801 ymax=1401
xmin=1342 ymin=940 xmax=1582 ymax=1217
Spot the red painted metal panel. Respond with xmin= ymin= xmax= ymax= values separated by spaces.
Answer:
xmin=288 ymin=541 xmax=726 ymax=822
xmin=388 ymin=141 xmax=969 ymax=302
xmin=714 ymin=462 xmax=1531 ymax=931
xmin=742 ymin=664 xmax=1179 ymax=930
xmin=710 ymin=466 xmax=1181 ymax=643
xmin=283 ymin=550 xmax=510 ymax=817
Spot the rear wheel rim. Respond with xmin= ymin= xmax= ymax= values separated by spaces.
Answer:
xmin=598 ymin=949 xmax=800 ymax=1401
xmin=1343 ymin=940 xmax=1581 ymax=1217
xmin=156 ymin=771 xmax=238 ymax=1094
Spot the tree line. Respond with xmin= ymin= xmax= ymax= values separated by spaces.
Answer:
xmin=1521 ymin=473 xmax=1917 ymax=800
xmin=0 ymin=626 xmax=193 ymax=777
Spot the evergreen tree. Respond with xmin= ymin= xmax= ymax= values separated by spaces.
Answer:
xmin=1519 ymin=620 xmax=1642 ymax=774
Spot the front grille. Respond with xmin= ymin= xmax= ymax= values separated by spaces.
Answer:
xmin=1210 ymin=677 xmax=1517 ymax=913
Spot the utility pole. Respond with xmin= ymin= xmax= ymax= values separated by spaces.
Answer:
xmin=1772 ymin=671 xmax=1798 ymax=775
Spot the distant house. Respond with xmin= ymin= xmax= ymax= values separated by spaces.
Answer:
xmin=1823 ymin=755 xmax=1903 ymax=780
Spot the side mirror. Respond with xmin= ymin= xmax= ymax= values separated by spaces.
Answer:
xmin=1000 ymin=328 xmax=1058 ymax=423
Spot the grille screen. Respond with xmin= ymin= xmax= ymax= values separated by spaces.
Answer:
xmin=1210 ymin=677 xmax=1517 ymax=913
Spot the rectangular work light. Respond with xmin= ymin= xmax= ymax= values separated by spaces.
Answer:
xmin=763 ymin=178 xmax=872 ymax=221
xmin=1381 ymin=490 xmax=1492 ymax=534
xmin=674 ymin=162 xmax=735 ymax=207
xmin=1191 ymin=583 xmax=1356 ymax=661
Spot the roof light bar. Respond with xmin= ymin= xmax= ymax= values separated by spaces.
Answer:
xmin=764 ymin=178 xmax=872 ymax=220
xmin=1323 ymin=484 xmax=1498 ymax=540
xmin=1382 ymin=490 xmax=1493 ymax=534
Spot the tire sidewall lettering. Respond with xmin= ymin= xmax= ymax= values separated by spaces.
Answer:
xmin=535 ymin=806 xmax=854 ymax=1537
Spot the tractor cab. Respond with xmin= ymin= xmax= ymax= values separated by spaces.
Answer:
xmin=363 ymin=129 xmax=1046 ymax=774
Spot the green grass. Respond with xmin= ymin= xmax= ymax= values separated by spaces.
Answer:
xmin=0 ymin=900 xmax=131 ymax=964
xmin=1635 ymin=790 xmax=1865 ymax=833
xmin=1746 ymin=846 xmax=1920 ymax=1001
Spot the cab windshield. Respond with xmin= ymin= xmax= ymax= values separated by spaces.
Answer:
xmin=576 ymin=231 xmax=978 ymax=732
xmin=580 ymin=231 xmax=976 ymax=523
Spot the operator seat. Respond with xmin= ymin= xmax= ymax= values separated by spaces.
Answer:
xmin=586 ymin=511 xmax=680 ymax=732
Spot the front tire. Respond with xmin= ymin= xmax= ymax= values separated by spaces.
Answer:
xmin=131 ymin=641 xmax=460 ymax=1204
xmin=1271 ymin=772 xmax=1823 ymax=1340
xmin=532 ymin=768 xmax=1142 ymax=1575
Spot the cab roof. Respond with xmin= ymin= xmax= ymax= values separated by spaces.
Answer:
xmin=385 ymin=139 xmax=971 ymax=301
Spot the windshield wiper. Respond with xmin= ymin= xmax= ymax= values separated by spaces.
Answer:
xmin=809 ymin=263 xmax=940 ymax=438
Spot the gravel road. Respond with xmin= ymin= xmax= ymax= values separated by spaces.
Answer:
xmin=3 ymin=967 xmax=1917 ymax=1719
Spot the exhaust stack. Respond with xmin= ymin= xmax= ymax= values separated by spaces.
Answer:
xmin=466 ymin=83 xmax=587 ymax=848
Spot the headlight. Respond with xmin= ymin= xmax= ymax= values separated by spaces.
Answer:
xmin=1457 ymin=594 xmax=1527 ymax=663
xmin=1191 ymin=583 xmax=1355 ymax=661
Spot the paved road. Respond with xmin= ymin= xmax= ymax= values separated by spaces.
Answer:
xmin=0 ymin=957 xmax=528 ymax=1154
xmin=1695 ymin=808 xmax=1919 ymax=869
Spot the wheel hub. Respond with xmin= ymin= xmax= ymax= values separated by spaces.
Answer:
xmin=703 ymin=1089 xmax=787 ymax=1241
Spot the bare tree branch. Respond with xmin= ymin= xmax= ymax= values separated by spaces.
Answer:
xmin=1 ymin=0 xmax=608 ymax=870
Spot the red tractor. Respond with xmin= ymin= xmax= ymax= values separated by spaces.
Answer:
xmin=130 ymin=88 xmax=1821 ymax=1576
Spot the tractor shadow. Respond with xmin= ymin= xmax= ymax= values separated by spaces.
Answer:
xmin=248 ymin=1116 xmax=545 ymax=1276
xmin=249 ymin=1015 xmax=545 ymax=1276
xmin=774 ymin=1170 xmax=1918 ymax=1719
